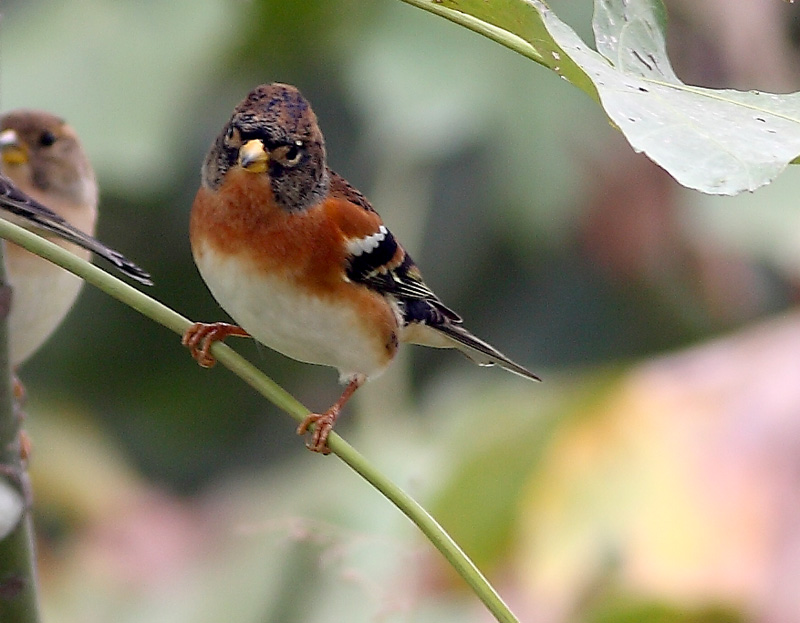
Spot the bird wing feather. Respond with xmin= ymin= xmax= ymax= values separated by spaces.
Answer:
xmin=0 ymin=175 xmax=152 ymax=285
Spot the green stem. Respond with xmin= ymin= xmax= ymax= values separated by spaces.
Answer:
xmin=399 ymin=0 xmax=548 ymax=67
xmin=0 ymin=218 xmax=519 ymax=623
xmin=397 ymin=0 xmax=600 ymax=104
xmin=0 ymin=238 xmax=41 ymax=622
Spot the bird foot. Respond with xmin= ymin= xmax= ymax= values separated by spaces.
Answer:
xmin=182 ymin=322 xmax=250 ymax=368
xmin=10 ymin=376 xmax=31 ymax=463
xmin=295 ymin=376 xmax=364 ymax=454
xmin=17 ymin=431 xmax=31 ymax=463
xmin=12 ymin=375 xmax=25 ymax=404
xmin=296 ymin=410 xmax=338 ymax=455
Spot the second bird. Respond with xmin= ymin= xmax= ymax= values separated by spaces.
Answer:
xmin=0 ymin=110 xmax=150 ymax=366
xmin=184 ymin=83 xmax=539 ymax=454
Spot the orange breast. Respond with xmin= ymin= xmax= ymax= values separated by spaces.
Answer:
xmin=192 ymin=170 xmax=383 ymax=288
xmin=190 ymin=169 xmax=400 ymax=370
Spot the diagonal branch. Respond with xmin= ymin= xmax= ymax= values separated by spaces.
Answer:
xmin=0 ymin=218 xmax=520 ymax=623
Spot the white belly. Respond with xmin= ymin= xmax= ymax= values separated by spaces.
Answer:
xmin=6 ymin=243 xmax=85 ymax=365
xmin=194 ymin=246 xmax=390 ymax=379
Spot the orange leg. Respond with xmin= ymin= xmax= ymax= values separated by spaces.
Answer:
xmin=297 ymin=375 xmax=365 ymax=454
xmin=181 ymin=322 xmax=251 ymax=368
xmin=1 ymin=374 xmax=33 ymax=504
xmin=12 ymin=374 xmax=25 ymax=403
xmin=17 ymin=431 xmax=32 ymax=463
xmin=11 ymin=370 xmax=31 ymax=463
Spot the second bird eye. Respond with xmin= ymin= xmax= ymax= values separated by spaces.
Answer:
xmin=283 ymin=145 xmax=300 ymax=162
xmin=39 ymin=130 xmax=57 ymax=147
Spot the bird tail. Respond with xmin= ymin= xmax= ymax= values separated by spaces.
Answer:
xmin=431 ymin=323 xmax=540 ymax=382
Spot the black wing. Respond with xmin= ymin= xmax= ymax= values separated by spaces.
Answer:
xmin=0 ymin=175 xmax=153 ymax=285
xmin=344 ymin=225 xmax=461 ymax=325
xmin=332 ymin=170 xmax=538 ymax=380
xmin=347 ymin=238 xmax=539 ymax=380
xmin=330 ymin=169 xmax=459 ymax=324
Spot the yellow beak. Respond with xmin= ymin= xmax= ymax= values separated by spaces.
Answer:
xmin=0 ymin=129 xmax=28 ymax=166
xmin=239 ymin=139 xmax=268 ymax=173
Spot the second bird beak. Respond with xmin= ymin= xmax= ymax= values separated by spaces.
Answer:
xmin=0 ymin=129 xmax=28 ymax=166
xmin=239 ymin=139 xmax=268 ymax=173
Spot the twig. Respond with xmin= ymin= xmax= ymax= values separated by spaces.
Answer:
xmin=0 ymin=218 xmax=520 ymax=623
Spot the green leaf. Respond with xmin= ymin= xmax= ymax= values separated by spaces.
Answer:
xmin=401 ymin=0 xmax=599 ymax=100
xmin=402 ymin=0 xmax=800 ymax=195
xmin=588 ymin=0 xmax=800 ymax=195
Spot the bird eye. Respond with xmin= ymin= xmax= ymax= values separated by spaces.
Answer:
xmin=225 ymin=125 xmax=237 ymax=143
xmin=284 ymin=145 xmax=300 ymax=162
xmin=39 ymin=130 xmax=57 ymax=147
xmin=273 ymin=142 xmax=303 ymax=166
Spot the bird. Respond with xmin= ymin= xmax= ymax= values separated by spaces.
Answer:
xmin=183 ymin=83 xmax=539 ymax=454
xmin=0 ymin=110 xmax=152 ymax=368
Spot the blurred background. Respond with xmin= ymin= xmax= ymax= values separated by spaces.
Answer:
xmin=3 ymin=0 xmax=800 ymax=621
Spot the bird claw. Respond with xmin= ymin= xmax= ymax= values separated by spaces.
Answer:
xmin=296 ymin=411 xmax=336 ymax=455
xmin=12 ymin=375 xmax=25 ymax=404
xmin=182 ymin=323 xmax=219 ymax=368
xmin=182 ymin=322 xmax=249 ymax=368
xmin=295 ymin=376 xmax=363 ymax=454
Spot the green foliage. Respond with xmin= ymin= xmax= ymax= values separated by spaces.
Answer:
xmin=406 ymin=0 xmax=800 ymax=194
xmin=587 ymin=594 xmax=745 ymax=623
xmin=3 ymin=0 xmax=799 ymax=621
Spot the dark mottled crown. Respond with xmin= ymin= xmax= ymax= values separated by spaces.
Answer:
xmin=202 ymin=83 xmax=329 ymax=212
xmin=234 ymin=83 xmax=315 ymax=141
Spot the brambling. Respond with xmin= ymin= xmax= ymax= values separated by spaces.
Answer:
xmin=183 ymin=83 xmax=539 ymax=454
xmin=0 ymin=110 xmax=152 ymax=367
